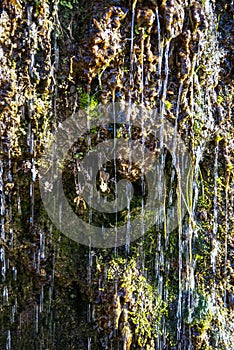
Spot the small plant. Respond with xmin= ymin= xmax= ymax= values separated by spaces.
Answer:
xmin=59 ymin=0 xmax=78 ymax=10
xmin=217 ymin=95 xmax=223 ymax=105
xmin=165 ymin=100 xmax=172 ymax=110
xmin=78 ymin=88 xmax=98 ymax=111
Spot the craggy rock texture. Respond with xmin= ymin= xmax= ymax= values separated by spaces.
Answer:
xmin=0 ymin=0 xmax=234 ymax=349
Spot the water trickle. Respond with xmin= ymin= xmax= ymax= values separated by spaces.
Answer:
xmin=57 ymin=201 xmax=62 ymax=247
xmin=87 ymin=303 xmax=91 ymax=323
xmin=86 ymin=238 xmax=93 ymax=341
xmin=224 ymin=144 xmax=230 ymax=306
xmin=0 ymin=246 xmax=6 ymax=282
xmin=27 ymin=6 xmax=36 ymax=78
xmin=125 ymin=183 xmax=131 ymax=254
xmin=140 ymin=27 xmax=145 ymax=105
xmin=3 ymin=286 xmax=8 ymax=305
xmin=155 ymin=6 xmax=163 ymax=96
xmin=29 ymin=182 xmax=34 ymax=227
xmin=112 ymin=105 xmax=118 ymax=254
xmin=211 ymin=140 xmax=219 ymax=274
xmin=88 ymin=337 xmax=91 ymax=350
xmin=10 ymin=303 xmax=16 ymax=324
xmin=0 ymin=159 xmax=5 ymax=241
xmin=17 ymin=190 xmax=22 ymax=216
xmin=176 ymin=168 xmax=183 ymax=348
xmin=27 ymin=6 xmax=32 ymax=27
xmin=53 ymin=3 xmax=59 ymax=121
xmin=161 ymin=40 xmax=170 ymax=106
xmin=129 ymin=0 xmax=137 ymax=105
xmin=37 ymin=249 xmax=41 ymax=274
xmin=159 ymin=41 xmax=170 ymax=152
xmin=32 ymin=251 xmax=36 ymax=271
xmin=12 ymin=266 xmax=17 ymax=282
xmin=0 ymin=217 xmax=4 ymax=241
xmin=39 ymin=229 xmax=45 ymax=260
xmin=35 ymin=304 xmax=39 ymax=333
xmin=53 ymin=3 xmax=59 ymax=73
xmin=6 ymin=330 xmax=11 ymax=350
xmin=40 ymin=286 xmax=44 ymax=313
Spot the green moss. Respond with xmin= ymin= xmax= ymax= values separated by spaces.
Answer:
xmin=59 ymin=0 xmax=78 ymax=10
xmin=165 ymin=100 xmax=172 ymax=110
xmin=92 ymin=256 xmax=166 ymax=348
xmin=77 ymin=88 xmax=98 ymax=112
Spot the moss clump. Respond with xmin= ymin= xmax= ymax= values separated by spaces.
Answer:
xmin=90 ymin=256 xmax=166 ymax=349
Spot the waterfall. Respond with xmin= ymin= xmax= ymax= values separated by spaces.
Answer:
xmin=0 ymin=0 xmax=233 ymax=348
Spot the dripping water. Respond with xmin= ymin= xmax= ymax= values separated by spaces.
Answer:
xmin=12 ymin=266 xmax=17 ymax=281
xmin=224 ymin=146 xmax=230 ymax=306
xmin=155 ymin=6 xmax=163 ymax=96
xmin=0 ymin=246 xmax=6 ymax=282
xmin=35 ymin=303 xmax=39 ymax=333
xmin=6 ymin=330 xmax=11 ymax=350
xmin=53 ymin=1 xmax=59 ymax=125
xmin=0 ymin=160 xmax=5 ymax=241
xmin=112 ymin=101 xmax=118 ymax=254
xmin=3 ymin=286 xmax=8 ymax=305
xmin=140 ymin=28 xmax=145 ymax=105
xmin=6 ymin=147 xmax=13 ymax=244
xmin=159 ymin=41 xmax=170 ymax=149
xmin=176 ymin=163 xmax=183 ymax=349
xmin=126 ymin=0 xmax=137 ymax=249
xmin=125 ymin=181 xmax=132 ymax=253
xmin=10 ymin=301 xmax=17 ymax=324
xmin=129 ymin=0 xmax=137 ymax=105
xmin=27 ymin=99 xmax=35 ymax=227
xmin=211 ymin=140 xmax=219 ymax=275
xmin=40 ymin=285 xmax=44 ymax=313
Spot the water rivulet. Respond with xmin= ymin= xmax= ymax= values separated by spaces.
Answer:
xmin=0 ymin=0 xmax=233 ymax=349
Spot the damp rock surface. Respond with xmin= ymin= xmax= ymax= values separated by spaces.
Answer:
xmin=0 ymin=0 xmax=234 ymax=349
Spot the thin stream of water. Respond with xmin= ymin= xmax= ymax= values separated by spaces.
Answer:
xmin=129 ymin=0 xmax=137 ymax=105
xmin=212 ymin=140 xmax=219 ymax=274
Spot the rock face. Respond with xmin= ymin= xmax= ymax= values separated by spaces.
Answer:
xmin=0 ymin=0 xmax=233 ymax=349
